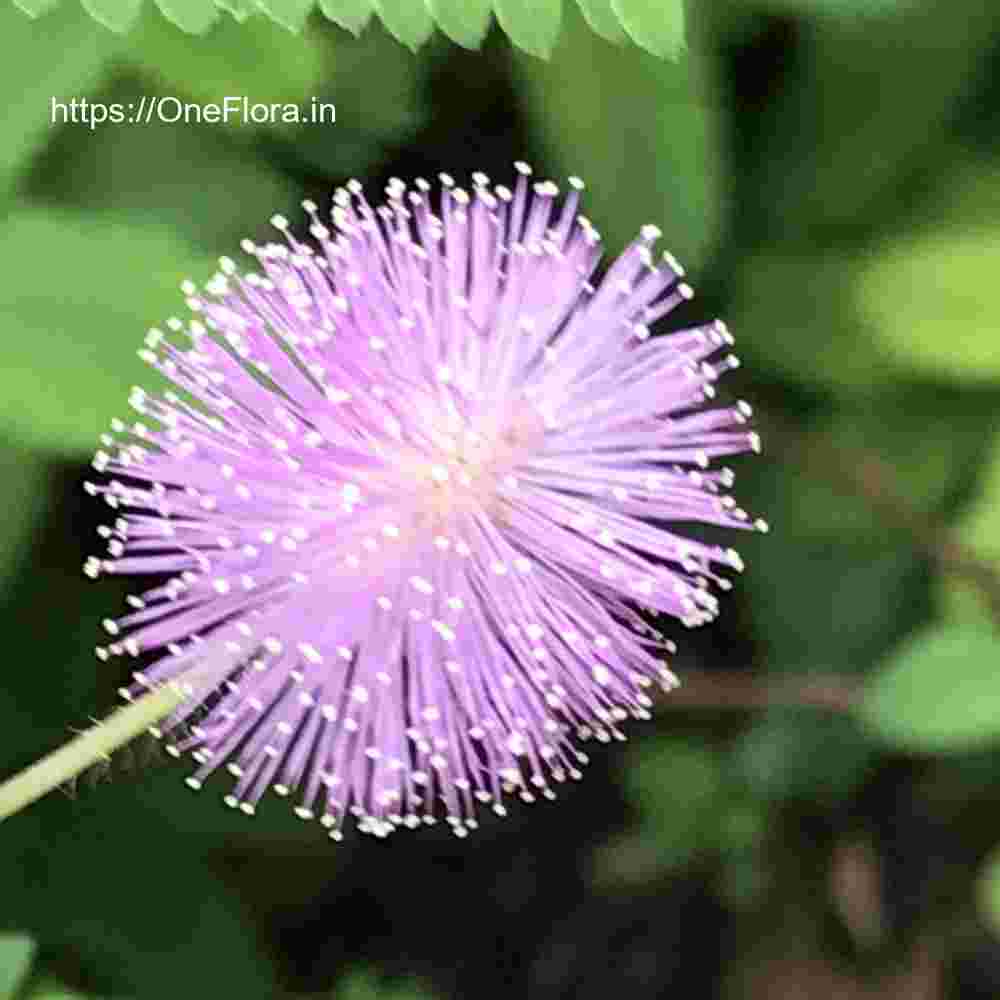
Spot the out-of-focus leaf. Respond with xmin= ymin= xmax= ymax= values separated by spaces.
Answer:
xmin=121 ymin=9 xmax=326 ymax=110
xmin=302 ymin=19 xmax=428 ymax=149
xmin=628 ymin=738 xmax=721 ymax=861
xmin=0 ymin=211 xmax=215 ymax=455
xmin=599 ymin=791 xmax=768 ymax=895
xmin=744 ymin=382 xmax=994 ymax=689
xmin=426 ymin=0 xmax=492 ymax=48
xmin=761 ymin=0 xmax=904 ymax=14
xmin=939 ymin=577 xmax=995 ymax=629
xmin=36 ymin=800 xmax=281 ymax=998
xmin=154 ymin=0 xmax=219 ymax=32
xmin=268 ymin=17 xmax=426 ymax=179
xmin=760 ymin=386 xmax=999 ymax=550
xmin=29 ymin=78 xmax=299 ymax=248
xmin=318 ymin=0 xmax=373 ymax=33
xmin=0 ymin=568 xmax=282 ymax=1000
xmin=0 ymin=933 xmax=36 ymax=1000
xmin=751 ymin=1 xmax=1000 ymax=236
xmin=593 ymin=737 xmax=727 ymax=887
xmin=0 ymin=3 xmax=117 ymax=197
xmin=740 ymin=517 xmax=930 ymax=676
xmin=735 ymin=712 xmax=875 ymax=804
xmin=922 ymin=158 xmax=1000 ymax=231
xmin=575 ymin=0 xmax=627 ymax=43
xmin=512 ymin=1 xmax=721 ymax=268
xmin=857 ymin=230 xmax=1000 ymax=382
xmin=336 ymin=969 xmax=440 ymax=1000
xmin=939 ymin=428 xmax=1000 ymax=627
xmin=257 ymin=0 xmax=314 ymax=32
xmin=128 ymin=764 xmax=345 ymax=842
xmin=729 ymin=246 xmax=888 ymax=393
xmin=626 ymin=738 xmax=721 ymax=838
xmin=0 ymin=446 xmax=50 ymax=584
xmin=611 ymin=0 xmax=685 ymax=58
xmin=861 ymin=625 xmax=1000 ymax=751
xmin=80 ymin=0 xmax=142 ymax=31
xmin=978 ymin=847 xmax=1000 ymax=936
xmin=372 ymin=0 xmax=435 ymax=49
xmin=495 ymin=0 xmax=562 ymax=58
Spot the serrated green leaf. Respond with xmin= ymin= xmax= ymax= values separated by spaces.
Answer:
xmin=0 ymin=211 xmax=216 ymax=455
xmin=857 ymin=230 xmax=1000 ymax=382
xmin=0 ymin=3 xmax=117 ymax=197
xmin=0 ymin=934 xmax=36 ymax=1000
xmin=80 ymin=0 xmax=142 ymax=31
xmin=215 ymin=0 xmax=257 ymax=21
xmin=861 ymin=625 xmax=1000 ymax=751
xmin=372 ymin=0 xmax=434 ymax=49
xmin=257 ymin=0 xmax=314 ymax=31
xmin=122 ymin=8 xmax=325 ymax=108
xmin=154 ymin=0 xmax=220 ymax=32
xmin=512 ymin=2 xmax=719 ymax=268
xmin=611 ymin=0 xmax=684 ymax=57
xmin=426 ymin=0 xmax=491 ymax=48
xmin=495 ymin=0 xmax=561 ymax=58
xmin=12 ymin=0 xmax=60 ymax=17
xmin=317 ymin=0 xmax=373 ymax=33
xmin=575 ymin=0 xmax=627 ymax=43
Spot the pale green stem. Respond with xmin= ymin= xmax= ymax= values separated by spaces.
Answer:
xmin=0 ymin=682 xmax=188 ymax=822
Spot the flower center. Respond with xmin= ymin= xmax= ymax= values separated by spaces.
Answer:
xmin=415 ymin=400 xmax=546 ymax=517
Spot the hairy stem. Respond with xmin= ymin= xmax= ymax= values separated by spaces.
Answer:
xmin=0 ymin=682 xmax=187 ymax=822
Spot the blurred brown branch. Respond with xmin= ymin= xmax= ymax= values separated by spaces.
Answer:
xmin=765 ymin=414 xmax=1000 ymax=626
xmin=659 ymin=671 xmax=859 ymax=712
xmin=661 ymin=410 xmax=1000 ymax=715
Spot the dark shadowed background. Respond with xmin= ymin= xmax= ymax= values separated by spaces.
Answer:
xmin=2 ymin=1 xmax=1000 ymax=997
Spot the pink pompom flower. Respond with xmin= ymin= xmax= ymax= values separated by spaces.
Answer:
xmin=85 ymin=165 xmax=764 ymax=840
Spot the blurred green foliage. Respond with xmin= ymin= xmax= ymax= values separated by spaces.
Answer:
xmin=2 ymin=0 xmax=1000 ymax=996
xmin=334 ymin=970 xmax=440 ymax=1000
xmin=862 ymin=625 xmax=1000 ymax=751
xmin=0 ymin=211 xmax=212 ymax=451
xmin=0 ymin=935 xmax=36 ymax=1000
xmin=512 ymin=2 xmax=720 ymax=268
